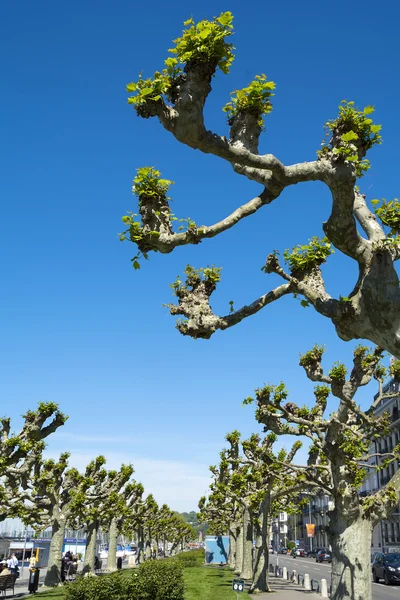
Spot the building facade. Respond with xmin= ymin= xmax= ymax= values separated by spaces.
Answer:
xmin=364 ymin=378 xmax=400 ymax=552
xmin=291 ymin=378 xmax=400 ymax=553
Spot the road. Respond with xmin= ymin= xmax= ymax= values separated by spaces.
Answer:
xmin=272 ymin=554 xmax=400 ymax=600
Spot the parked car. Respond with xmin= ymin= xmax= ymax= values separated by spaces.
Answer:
xmin=316 ymin=548 xmax=332 ymax=563
xmin=307 ymin=547 xmax=325 ymax=558
xmin=278 ymin=547 xmax=288 ymax=554
xmin=296 ymin=548 xmax=306 ymax=557
xmin=268 ymin=546 xmax=274 ymax=555
xmin=372 ymin=552 xmax=400 ymax=585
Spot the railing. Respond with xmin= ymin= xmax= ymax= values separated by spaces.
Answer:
xmin=297 ymin=574 xmax=304 ymax=586
xmin=381 ymin=475 xmax=391 ymax=486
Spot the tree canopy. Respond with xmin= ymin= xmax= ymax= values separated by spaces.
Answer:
xmin=122 ymin=12 xmax=400 ymax=357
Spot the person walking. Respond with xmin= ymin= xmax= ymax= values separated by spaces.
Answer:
xmin=7 ymin=554 xmax=18 ymax=574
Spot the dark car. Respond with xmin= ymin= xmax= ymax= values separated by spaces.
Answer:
xmin=372 ymin=553 xmax=400 ymax=585
xmin=315 ymin=548 xmax=332 ymax=563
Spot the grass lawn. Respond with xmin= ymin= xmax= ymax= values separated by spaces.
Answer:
xmin=32 ymin=563 xmax=238 ymax=599
xmin=184 ymin=565 xmax=237 ymax=600
xmin=33 ymin=587 xmax=65 ymax=599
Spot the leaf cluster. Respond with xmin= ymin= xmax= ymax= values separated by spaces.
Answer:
xmin=170 ymin=264 xmax=221 ymax=296
xmin=283 ymin=237 xmax=333 ymax=274
xmin=126 ymin=13 xmax=234 ymax=112
xmin=318 ymin=101 xmax=382 ymax=177
xmin=171 ymin=13 xmax=234 ymax=73
xmin=223 ymin=74 xmax=275 ymax=128
xmin=372 ymin=198 xmax=400 ymax=236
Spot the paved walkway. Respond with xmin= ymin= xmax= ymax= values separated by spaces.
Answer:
xmin=248 ymin=576 xmax=322 ymax=599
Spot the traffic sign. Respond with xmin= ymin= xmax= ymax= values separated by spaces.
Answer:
xmin=232 ymin=578 xmax=245 ymax=593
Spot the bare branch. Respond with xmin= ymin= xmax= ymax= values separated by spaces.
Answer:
xmin=354 ymin=190 xmax=386 ymax=242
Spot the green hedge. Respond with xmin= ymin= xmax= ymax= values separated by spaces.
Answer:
xmin=64 ymin=572 xmax=132 ymax=600
xmin=134 ymin=560 xmax=184 ymax=600
xmin=64 ymin=560 xmax=184 ymax=600
xmin=172 ymin=549 xmax=205 ymax=568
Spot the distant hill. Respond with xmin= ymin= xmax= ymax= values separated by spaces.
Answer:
xmin=179 ymin=511 xmax=208 ymax=537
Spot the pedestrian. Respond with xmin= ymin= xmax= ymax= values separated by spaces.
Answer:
xmin=7 ymin=553 xmax=18 ymax=574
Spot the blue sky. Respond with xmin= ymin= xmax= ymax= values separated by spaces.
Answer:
xmin=1 ymin=1 xmax=399 ymax=511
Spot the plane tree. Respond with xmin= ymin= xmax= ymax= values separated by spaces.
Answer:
xmin=0 ymin=402 xmax=67 ymax=512
xmin=68 ymin=459 xmax=134 ymax=575
xmin=103 ymin=480 xmax=143 ymax=572
xmin=203 ymin=430 xmax=310 ymax=592
xmin=198 ymin=468 xmax=240 ymax=571
xmin=121 ymin=12 xmax=400 ymax=357
xmin=245 ymin=345 xmax=400 ymax=600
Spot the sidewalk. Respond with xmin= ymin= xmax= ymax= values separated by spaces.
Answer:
xmin=249 ymin=576 xmax=322 ymax=599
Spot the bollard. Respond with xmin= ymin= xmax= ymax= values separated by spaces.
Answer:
xmin=304 ymin=573 xmax=311 ymax=591
xmin=320 ymin=578 xmax=328 ymax=598
xmin=292 ymin=569 xmax=297 ymax=582
xmin=282 ymin=567 xmax=287 ymax=580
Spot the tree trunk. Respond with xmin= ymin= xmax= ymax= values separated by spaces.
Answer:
xmin=163 ymin=536 xmax=167 ymax=557
xmin=44 ymin=514 xmax=66 ymax=586
xmin=329 ymin=508 xmax=373 ymax=600
xmin=240 ymin=504 xmax=253 ymax=580
xmin=235 ymin=521 xmax=243 ymax=574
xmin=145 ymin=536 xmax=152 ymax=560
xmin=228 ymin=524 xmax=237 ymax=569
xmin=250 ymin=496 xmax=270 ymax=593
xmin=83 ymin=521 xmax=98 ymax=575
xmin=106 ymin=517 xmax=118 ymax=572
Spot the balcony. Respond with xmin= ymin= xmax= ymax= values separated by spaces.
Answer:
xmin=392 ymin=411 xmax=400 ymax=424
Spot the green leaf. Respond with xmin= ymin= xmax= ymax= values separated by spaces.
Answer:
xmin=126 ymin=82 xmax=137 ymax=92
xmin=183 ymin=18 xmax=194 ymax=26
xmin=140 ymin=87 xmax=153 ymax=97
xmin=133 ymin=261 xmax=140 ymax=270
xmin=371 ymin=199 xmax=380 ymax=205
xmin=363 ymin=105 xmax=375 ymax=115
xmin=341 ymin=130 xmax=359 ymax=142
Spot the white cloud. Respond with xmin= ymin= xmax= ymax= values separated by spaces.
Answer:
xmin=44 ymin=449 xmax=211 ymax=513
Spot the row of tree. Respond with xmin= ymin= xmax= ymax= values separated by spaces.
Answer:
xmin=198 ymin=345 xmax=400 ymax=599
xmin=0 ymin=404 xmax=195 ymax=586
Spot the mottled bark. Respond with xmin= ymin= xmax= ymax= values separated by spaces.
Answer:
xmin=145 ymin=537 xmax=151 ymax=560
xmin=44 ymin=513 xmax=66 ymax=586
xmin=250 ymin=496 xmax=270 ymax=593
xmin=106 ymin=517 xmax=118 ymax=572
xmin=83 ymin=521 xmax=98 ymax=575
xmin=228 ymin=525 xmax=237 ymax=569
xmin=329 ymin=508 xmax=372 ymax=600
xmin=235 ymin=521 xmax=243 ymax=574
xmin=240 ymin=505 xmax=253 ymax=580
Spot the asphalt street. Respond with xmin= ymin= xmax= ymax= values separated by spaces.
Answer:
xmin=272 ymin=555 xmax=400 ymax=600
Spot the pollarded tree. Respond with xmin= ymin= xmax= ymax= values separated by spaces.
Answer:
xmin=71 ymin=459 xmax=134 ymax=575
xmin=104 ymin=480 xmax=143 ymax=572
xmin=245 ymin=345 xmax=400 ymax=600
xmin=0 ymin=401 xmax=67 ymax=490
xmin=208 ymin=431 xmax=309 ymax=592
xmin=198 ymin=474 xmax=241 ymax=571
xmin=121 ymin=13 xmax=400 ymax=357
xmin=22 ymin=452 xmax=87 ymax=586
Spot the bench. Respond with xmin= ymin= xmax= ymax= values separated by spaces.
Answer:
xmin=0 ymin=574 xmax=17 ymax=597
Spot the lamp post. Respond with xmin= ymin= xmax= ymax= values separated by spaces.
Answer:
xmin=308 ymin=500 xmax=313 ymax=553
xmin=20 ymin=528 xmax=28 ymax=578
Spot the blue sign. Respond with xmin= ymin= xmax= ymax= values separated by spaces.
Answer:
xmin=64 ymin=538 xmax=86 ymax=544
